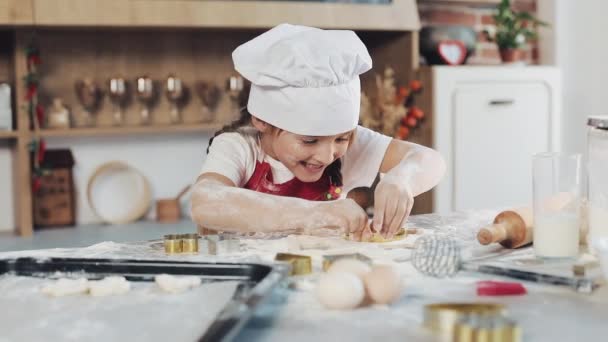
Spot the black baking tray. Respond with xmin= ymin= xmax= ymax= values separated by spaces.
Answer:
xmin=0 ymin=257 xmax=290 ymax=342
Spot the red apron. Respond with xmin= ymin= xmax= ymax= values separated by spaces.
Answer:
xmin=244 ymin=161 xmax=341 ymax=201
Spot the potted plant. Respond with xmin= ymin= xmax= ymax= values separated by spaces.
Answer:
xmin=485 ymin=0 xmax=548 ymax=63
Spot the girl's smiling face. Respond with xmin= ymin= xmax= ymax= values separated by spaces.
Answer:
xmin=252 ymin=116 xmax=354 ymax=182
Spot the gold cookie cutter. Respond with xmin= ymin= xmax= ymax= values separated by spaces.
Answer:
xmin=423 ymin=303 xmax=507 ymax=338
xmin=454 ymin=315 xmax=521 ymax=342
xmin=275 ymin=253 xmax=312 ymax=276
xmin=163 ymin=233 xmax=199 ymax=254
xmin=322 ymin=253 xmax=372 ymax=272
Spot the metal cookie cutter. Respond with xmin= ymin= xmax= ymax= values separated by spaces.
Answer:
xmin=275 ymin=253 xmax=312 ymax=276
xmin=453 ymin=315 xmax=521 ymax=342
xmin=164 ymin=234 xmax=183 ymax=254
xmin=164 ymin=233 xmax=200 ymax=255
xmin=207 ymin=233 xmax=241 ymax=255
xmin=423 ymin=303 xmax=507 ymax=339
xmin=322 ymin=253 xmax=372 ymax=272
xmin=180 ymin=233 xmax=200 ymax=254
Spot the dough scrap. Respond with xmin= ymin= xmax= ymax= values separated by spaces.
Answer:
xmin=41 ymin=276 xmax=131 ymax=297
xmin=155 ymin=274 xmax=202 ymax=293
xmin=88 ymin=276 xmax=131 ymax=297
xmin=41 ymin=278 xmax=89 ymax=297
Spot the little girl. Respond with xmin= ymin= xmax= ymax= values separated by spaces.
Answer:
xmin=191 ymin=23 xmax=445 ymax=241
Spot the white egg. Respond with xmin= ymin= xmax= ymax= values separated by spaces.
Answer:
xmin=363 ymin=264 xmax=403 ymax=305
xmin=316 ymin=272 xmax=365 ymax=310
xmin=327 ymin=258 xmax=371 ymax=279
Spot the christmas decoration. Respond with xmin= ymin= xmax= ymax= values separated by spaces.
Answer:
xmin=24 ymin=41 xmax=49 ymax=193
xmin=360 ymin=67 xmax=424 ymax=140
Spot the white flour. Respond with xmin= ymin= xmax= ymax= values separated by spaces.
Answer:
xmin=0 ymin=276 xmax=239 ymax=342
xmin=6 ymin=211 xmax=604 ymax=341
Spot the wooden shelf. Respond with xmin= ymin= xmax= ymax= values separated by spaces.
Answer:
xmin=0 ymin=130 xmax=18 ymax=139
xmin=33 ymin=123 xmax=223 ymax=138
xmin=30 ymin=0 xmax=419 ymax=31
xmin=418 ymin=0 xmax=499 ymax=5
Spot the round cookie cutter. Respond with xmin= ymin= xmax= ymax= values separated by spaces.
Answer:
xmin=423 ymin=303 xmax=506 ymax=337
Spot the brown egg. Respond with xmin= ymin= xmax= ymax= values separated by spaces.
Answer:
xmin=327 ymin=258 xmax=371 ymax=279
xmin=363 ymin=264 xmax=403 ymax=305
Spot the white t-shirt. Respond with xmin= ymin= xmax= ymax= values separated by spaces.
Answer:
xmin=200 ymin=125 xmax=392 ymax=196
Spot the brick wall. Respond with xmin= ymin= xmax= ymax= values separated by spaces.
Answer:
xmin=418 ymin=0 xmax=538 ymax=65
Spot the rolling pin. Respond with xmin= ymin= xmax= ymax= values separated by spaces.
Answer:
xmin=477 ymin=207 xmax=533 ymax=248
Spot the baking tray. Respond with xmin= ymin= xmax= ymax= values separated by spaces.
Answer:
xmin=0 ymin=257 xmax=289 ymax=342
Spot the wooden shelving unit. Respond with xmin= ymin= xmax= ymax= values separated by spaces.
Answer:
xmin=35 ymin=124 xmax=223 ymax=138
xmin=0 ymin=131 xmax=19 ymax=139
xmin=0 ymin=0 xmax=424 ymax=236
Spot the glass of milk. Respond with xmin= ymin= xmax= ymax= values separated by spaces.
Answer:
xmin=533 ymin=152 xmax=582 ymax=259
xmin=587 ymin=116 xmax=608 ymax=253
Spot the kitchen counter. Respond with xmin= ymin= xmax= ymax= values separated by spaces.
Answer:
xmin=1 ymin=210 xmax=606 ymax=341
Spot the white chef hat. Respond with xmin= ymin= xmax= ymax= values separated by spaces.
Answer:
xmin=232 ymin=23 xmax=372 ymax=136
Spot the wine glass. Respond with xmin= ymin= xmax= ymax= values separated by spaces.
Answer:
xmin=165 ymin=75 xmax=185 ymax=124
xmin=108 ymin=77 xmax=129 ymax=126
xmin=135 ymin=76 xmax=156 ymax=125
xmin=195 ymin=81 xmax=221 ymax=123
xmin=74 ymin=78 xmax=103 ymax=127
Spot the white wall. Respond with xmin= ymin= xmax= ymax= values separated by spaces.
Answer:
xmin=0 ymin=132 xmax=212 ymax=230
xmin=539 ymin=0 xmax=608 ymax=155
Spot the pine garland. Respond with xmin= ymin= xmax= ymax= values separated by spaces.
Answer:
xmin=24 ymin=42 xmax=48 ymax=193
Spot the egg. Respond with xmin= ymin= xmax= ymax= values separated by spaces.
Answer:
xmin=327 ymin=258 xmax=371 ymax=279
xmin=316 ymin=272 xmax=365 ymax=310
xmin=363 ymin=264 xmax=403 ymax=305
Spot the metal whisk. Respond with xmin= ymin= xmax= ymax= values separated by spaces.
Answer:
xmin=412 ymin=234 xmax=596 ymax=293
xmin=412 ymin=234 xmax=463 ymax=277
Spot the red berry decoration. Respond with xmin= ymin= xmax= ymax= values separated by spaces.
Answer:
xmin=397 ymin=126 xmax=410 ymax=140
xmin=32 ymin=177 xmax=42 ymax=193
xmin=405 ymin=116 xmax=417 ymax=128
xmin=409 ymin=106 xmax=424 ymax=119
xmin=409 ymin=80 xmax=422 ymax=92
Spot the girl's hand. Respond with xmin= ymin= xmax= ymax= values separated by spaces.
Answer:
xmin=373 ymin=174 xmax=414 ymax=239
xmin=315 ymin=198 xmax=369 ymax=236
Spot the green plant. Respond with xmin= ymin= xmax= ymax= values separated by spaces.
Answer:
xmin=485 ymin=0 xmax=548 ymax=50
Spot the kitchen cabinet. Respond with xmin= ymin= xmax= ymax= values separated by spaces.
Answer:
xmin=422 ymin=66 xmax=561 ymax=213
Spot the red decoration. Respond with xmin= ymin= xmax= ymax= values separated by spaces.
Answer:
xmin=396 ymin=126 xmax=410 ymax=140
xmin=26 ymin=84 xmax=37 ymax=100
xmin=38 ymin=139 xmax=46 ymax=164
xmin=36 ymin=104 xmax=45 ymax=125
xmin=26 ymin=41 xmax=47 ymax=193
xmin=409 ymin=80 xmax=422 ymax=92
xmin=409 ymin=106 xmax=425 ymax=120
xmin=405 ymin=116 xmax=417 ymax=128
xmin=326 ymin=185 xmax=342 ymax=200
xmin=32 ymin=177 xmax=42 ymax=193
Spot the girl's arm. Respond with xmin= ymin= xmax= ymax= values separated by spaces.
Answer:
xmin=374 ymin=139 xmax=446 ymax=238
xmin=190 ymin=172 xmax=368 ymax=235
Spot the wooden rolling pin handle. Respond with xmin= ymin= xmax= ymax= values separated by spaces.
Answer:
xmin=477 ymin=223 xmax=508 ymax=245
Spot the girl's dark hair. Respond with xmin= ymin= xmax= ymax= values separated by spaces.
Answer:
xmin=207 ymin=108 xmax=343 ymax=188
xmin=207 ymin=108 xmax=252 ymax=154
